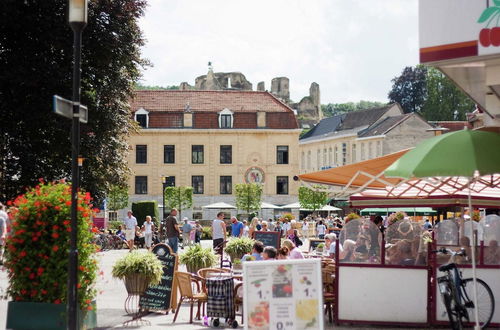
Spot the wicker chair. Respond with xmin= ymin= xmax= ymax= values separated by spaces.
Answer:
xmin=172 ymin=271 xmax=207 ymax=324
xmin=197 ymin=267 xmax=231 ymax=279
xmin=322 ymin=263 xmax=336 ymax=324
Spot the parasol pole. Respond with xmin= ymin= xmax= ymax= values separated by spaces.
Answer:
xmin=468 ymin=178 xmax=480 ymax=330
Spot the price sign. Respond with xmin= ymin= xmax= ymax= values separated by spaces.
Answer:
xmin=243 ymin=259 xmax=323 ymax=330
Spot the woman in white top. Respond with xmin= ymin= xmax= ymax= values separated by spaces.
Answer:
xmin=142 ymin=216 xmax=155 ymax=250
xmin=242 ymin=220 xmax=250 ymax=237
xmin=316 ymin=220 xmax=326 ymax=239
xmin=302 ymin=220 xmax=309 ymax=238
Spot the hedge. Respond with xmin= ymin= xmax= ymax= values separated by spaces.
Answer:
xmin=131 ymin=201 xmax=160 ymax=227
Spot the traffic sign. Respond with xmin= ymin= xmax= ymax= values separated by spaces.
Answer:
xmin=53 ymin=95 xmax=88 ymax=123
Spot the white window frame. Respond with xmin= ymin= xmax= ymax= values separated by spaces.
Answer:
xmin=218 ymin=108 xmax=234 ymax=128
xmin=134 ymin=108 xmax=149 ymax=128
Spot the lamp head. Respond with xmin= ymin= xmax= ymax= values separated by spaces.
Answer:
xmin=69 ymin=0 xmax=88 ymax=24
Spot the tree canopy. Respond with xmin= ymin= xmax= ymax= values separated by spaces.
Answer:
xmin=235 ymin=183 xmax=263 ymax=216
xmin=298 ymin=185 xmax=329 ymax=214
xmin=388 ymin=65 xmax=475 ymax=120
xmin=107 ymin=185 xmax=129 ymax=212
xmin=0 ymin=0 xmax=147 ymax=203
xmin=322 ymin=100 xmax=386 ymax=118
xmin=164 ymin=186 xmax=193 ymax=220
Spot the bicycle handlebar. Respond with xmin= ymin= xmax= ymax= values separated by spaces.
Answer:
xmin=431 ymin=247 xmax=467 ymax=257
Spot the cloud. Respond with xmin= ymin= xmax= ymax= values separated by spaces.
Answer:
xmin=138 ymin=0 xmax=418 ymax=103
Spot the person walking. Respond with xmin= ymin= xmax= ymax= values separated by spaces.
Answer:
xmin=230 ymin=216 xmax=243 ymax=237
xmin=212 ymin=211 xmax=227 ymax=251
xmin=165 ymin=208 xmax=180 ymax=253
xmin=142 ymin=216 xmax=155 ymax=250
xmin=302 ymin=220 xmax=309 ymax=239
xmin=317 ymin=220 xmax=326 ymax=239
xmin=181 ymin=217 xmax=193 ymax=248
xmin=194 ymin=220 xmax=202 ymax=244
xmin=123 ymin=210 xmax=137 ymax=252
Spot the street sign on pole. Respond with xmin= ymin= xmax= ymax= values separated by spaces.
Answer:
xmin=53 ymin=95 xmax=88 ymax=123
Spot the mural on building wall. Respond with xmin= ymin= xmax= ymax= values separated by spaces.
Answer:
xmin=245 ymin=166 xmax=265 ymax=184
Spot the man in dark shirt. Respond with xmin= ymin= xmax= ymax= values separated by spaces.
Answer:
xmin=165 ymin=208 xmax=180 ymax=253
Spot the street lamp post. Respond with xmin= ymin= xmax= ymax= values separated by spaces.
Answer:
xmin=68 ymin=1 xmax=87 ymax=329
xmin=162 ymin=176 xmax=168 ymax=219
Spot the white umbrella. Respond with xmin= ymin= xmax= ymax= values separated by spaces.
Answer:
xmin=202 ymin=202 xmax=236 ymax=209
xmin=281 ymin=202 xmax=301 ymax=209
xmin=261 ymin=202 xmax=282 ymax=209
xmin=319 ymin=205 xmax=342 ymax=211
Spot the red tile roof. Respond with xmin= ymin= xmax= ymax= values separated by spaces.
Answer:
xmin=130 ymin=90 xmax=295 ymax=113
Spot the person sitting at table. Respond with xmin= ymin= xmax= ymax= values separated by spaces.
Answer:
xmin=277 ymin=247 xmax=289 ymax=260
xmin=340 ymin=239 xmax=356 ymax=262
xmin=241 ymin=241 xmax=264 ymax=262
xmin=282 ymin=239 xmax=304 ymax=259
xmin=263 ymin=246 xmax=277 ymax=260
xmin=324 ymin=234 xmax=343 ymax=258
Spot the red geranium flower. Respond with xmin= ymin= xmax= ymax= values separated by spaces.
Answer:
xmin=52 ymin=232 xmax=59 ymax=239
xmin=53 ymin=245 xmax=59 ymax=252
xmin=54 ymin=299 xmax=61 ymax=304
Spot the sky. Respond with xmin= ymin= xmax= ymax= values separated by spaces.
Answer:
xmin=138 ymin=0 xmax=419 ymax=104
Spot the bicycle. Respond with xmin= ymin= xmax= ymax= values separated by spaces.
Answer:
xmin=433 ymin=247 xmax=495 ymax=329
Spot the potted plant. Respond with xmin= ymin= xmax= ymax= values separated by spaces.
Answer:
xmin=232 ymin=258 xmax=242 ymax=270
xmin=4 ymin=180 xmax=98 ymax=330
xmin=179 ymin=244 xmax=217 ymax=274
xmin=112 ymin=250 xmax=163 ymax=296
xmin=225 ymin=237 xmax=254 ymax=262
xmin=315 ymin=243 xmax=325 ymax=254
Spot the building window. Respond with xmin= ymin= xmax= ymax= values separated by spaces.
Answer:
xmin=377 ymin=141 xmax=382 ymax=156
xmin=316 ymin=149 xmax=320 ymax=170
xmin=218 ymin=108 xmax=233 ymax=128
xmin=277 ymin=146 xmax=289 ymax=164
xmin=135 ymin=176 xmax=147 ymax=194
xmin=164 ymin=145 xmax=175 ymax=164
xmin=220 ymin=176 xmax=232 ymax=194
xmin=307 ymin=151 xmax=311 ymax=170
xmin=108 ymin=211 xmax=118 ymax=221
xmin=328 ymin=148 xmax=332 ymax=166
xmin=342 ymin=143 xmax=347 ymax=165
xmin=277 ymin=176 xmax=289 ymax=195
xmin=301 ymin=152 xmax=305 ymax=170
xmin=192 ymin=145 xmax=204 ymax=164
xmin=352 ymin=144 xmax=357 ymax=163
xmin=361 ymin=143 xmax=365 ymax=161
xmin=136 ymin=145 xmax=147 ymax=164
xmin=220 ymin=145 xmax=232 ymax=164
xmin=163 ymin=176 xmax=175 ymax=187
xmin=134 ymin=108 xmax=149 ymax=128
xmin=368 ymin=142 xmax=373 ymax=159
xmin=192 ymin=176 xmax=204 ymax=194
xmin=334 ymin=146 xmax=338 ymax=166
xmin=323 ymin=148 xmax=327 ymax=168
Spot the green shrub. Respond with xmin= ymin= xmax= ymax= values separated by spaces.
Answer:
xmin=112 ymin=251 xmax=163 ymax=285
xmin=201 ymin=226 xmax=212 ymax=240
xmin=108 ymin=220 xmax=122 ymax=231
xmin=225 ymin=237 xmax=254 ymax=261
xmin=131 ymin=201 xmax=159 ymax=227
xmin=179 ymin=245 xmax=217 ymax=273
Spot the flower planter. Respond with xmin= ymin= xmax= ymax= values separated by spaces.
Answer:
xmin=124 ymin=273 xmax=151 ymax=295
xmin=6 ymin=301 xmax=97 ymax=330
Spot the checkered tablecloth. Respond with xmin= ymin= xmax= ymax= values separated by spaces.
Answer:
xmin=206 ymin=276 xmax=235 ymax=319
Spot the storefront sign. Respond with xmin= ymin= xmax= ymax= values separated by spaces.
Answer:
xmin=243 ymin=259 xmax=323 ymax=330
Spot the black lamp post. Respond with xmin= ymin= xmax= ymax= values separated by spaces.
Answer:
xmin=162 ymin=176 xmax=168 ymax=220
xmin=68 ymin=1 xmax=87 ymax=329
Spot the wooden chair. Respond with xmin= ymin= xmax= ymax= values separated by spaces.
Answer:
xmin=172 ymin=271 xmax=207 ymax=324
xmin=322 ymin=264 xmax=336 ymax=324
xmin=197 ymin=267 xmax=231 ymax=279
xmin=234 ymin=282 xmax=244 ymax=324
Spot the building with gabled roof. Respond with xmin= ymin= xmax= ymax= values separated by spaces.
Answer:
xmin=299 ymin=103 xmax=434 ymax=173
xmin=126 ymin=90 xmax=301 ymax=220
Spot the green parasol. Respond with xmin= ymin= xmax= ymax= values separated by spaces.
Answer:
xmin=385 ymin=128 xmax=500 ymax=329
xmin=385 ymin=129 xmax=500 ymax=178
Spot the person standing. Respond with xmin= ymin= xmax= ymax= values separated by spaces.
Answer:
xmin=142 ymin=216 xmax=155 ymax=250
xmin=165 ymin=208 xmax=180 ymax=253
xmin=281 ymin=219 xmax=291 ymax=238
xmin=212 ymin=212 xmax=227 ymax=250
xmin=123 ymin=210 xmax=137 ymax=252
xmin=302 ymin=220 xmax=309 ymax=239
xmin=242 ymin=220 xmax=250 ymax=237
xmin=181 ymin=217 xmax=193 ymax=248
xmin=317 ymin=220 xmax=326 ymax=239
xmin=194 ymin=221 xmax=202 ymax=244
xmin=230 ymin=216 xmax=243 ymax=237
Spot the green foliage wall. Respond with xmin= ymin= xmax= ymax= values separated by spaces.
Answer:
xmin=131 ymin=201 xmax=159 ymax=227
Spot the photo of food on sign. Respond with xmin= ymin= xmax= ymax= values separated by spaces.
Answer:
xmin=272 ymin=264 xmax=292 ymax=298
xmin=296 ymin=299 xmax=318 ymax=328
xmin=248 ymin=301 xmax=269 ymax=330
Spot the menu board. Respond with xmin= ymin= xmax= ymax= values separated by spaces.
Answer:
xmin=254 ymin=231 xmax=281 ymax=249
xmin=139 ymin=243 xmax=178 ymax=312
xmin=243 ymin=259 xmax=323 ymax=330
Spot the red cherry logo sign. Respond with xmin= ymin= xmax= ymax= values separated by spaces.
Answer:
xmin=478 ymin=4 xmax=500 ymax=47
xmin=480 ymin=28 xmax=492 ymax=47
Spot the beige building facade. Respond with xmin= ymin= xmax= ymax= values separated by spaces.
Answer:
xmin=299 ymin=104 xmax=435 ymax=173
xmin=126 ymin=90 xmax=301 ymax=220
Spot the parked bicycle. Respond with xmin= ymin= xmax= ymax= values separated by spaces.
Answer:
xmin=433 ymin=247 xmax=495 ymax=329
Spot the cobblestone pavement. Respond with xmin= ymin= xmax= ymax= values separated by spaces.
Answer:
xmin=0 ymin=239 xmax=428 ymax=329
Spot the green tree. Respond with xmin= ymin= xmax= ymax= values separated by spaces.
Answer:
xmin=388 ymin=65 xmax=428 ymax=113
xmin=107 ymin=185 xmax=129 ymax=212
xmin=421 ymin=67 xmax=475 ymax=121
xmin=298 ymin=185 xmax=329 ymax=215
xmin=164 ymin=186 xmax=193 ymax=220
xmin=134 ymin=83 xmax=179 ymax=90
xmin=235 ymin=183 xmax=263 ymax=218
xmin=0 ymin=0 xmax=147 ymax=203
xmin=321 ymin=101 xmax=386 ymax=117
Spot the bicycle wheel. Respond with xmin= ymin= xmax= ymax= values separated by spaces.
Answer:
xmin=443 ymin=286 xmax=463 ymax=330
xmin=461 ymin=278 xmax=495 ymax=328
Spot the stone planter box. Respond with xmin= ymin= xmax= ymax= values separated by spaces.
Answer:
xmin=6 ymin=301 xmax=97 ymax=330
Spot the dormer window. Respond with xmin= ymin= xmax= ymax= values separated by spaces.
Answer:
xmin=218 ymin=108 xmax=233 ymax=128
xmin=134 ymin=108 xmax=149 ymax=128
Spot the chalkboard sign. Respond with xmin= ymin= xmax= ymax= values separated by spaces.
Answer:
xmin=309 ymin=239 xmax=325 ymax=252
xmin=139 ymin=243 xmax=178 ymax=312
xmin=254 ymin=231 xmax=281 ymax=249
